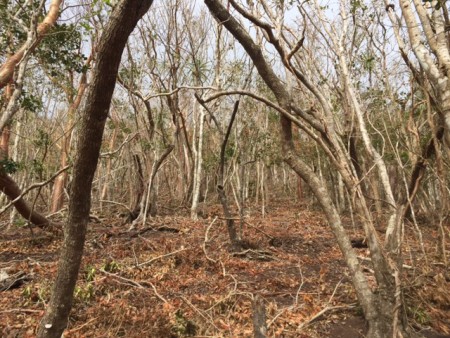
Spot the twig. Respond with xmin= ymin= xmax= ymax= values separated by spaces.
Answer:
xmin=358 ymin=256 xmax=413 ymax=270
xmin=100 ymin=133 xmax=137 ymax=158
xmin=136 ymin=247 xmax=187 ymax=267
xmin=231 ymin=249 xmax=274 ymax=261
xmin=296 ymin=304 xmax=357 ymax=330
xmin=203 ymin=216 xmax=218 ymax=263
xmin=244 ymin=220 xmax=274 ymax=239
xmin=99 ymin=269 xmax=167 ymax=303
xmin=328 ymin=278 xmax=344 ymax=304
xmin=180 ymin=296 xmax=221 ymax=331
xmin=99 ymin=199 xmax=132 ymax=213
xmin=267 ymin=307 xmax=288 ymax=329
xmin=268 ymin=263 xmax=304 ymax=328
xmin=100 ymin=269 xmax=144 ymax=288
xmin=0 ymin=308 xmax=41 ymax=313
xmin=143 ymin=86 xmax=217 ymax=101
xmin=65 ymin=317 xmax=98 ymax=334
xmin=147 ymin=281 xmax=168 ymax=303
xmin=294 ymin=264 xmax=305 ymax=306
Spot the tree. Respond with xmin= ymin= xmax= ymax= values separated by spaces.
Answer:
xmin=0 ymin=0 xmax=65 ymax=228
xmin=384 ymin=0 xmax=449 ymax=264
xmin=203 ymin=1 xmax=422 ymax=336
xmin=36 ymin=0 xmax=154 ymax=336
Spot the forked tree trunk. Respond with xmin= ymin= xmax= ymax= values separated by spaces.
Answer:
xmin=36 ymin=0 xmax=154 ymax=336
xmin=130 ymin=144 xmax=174 ymax=228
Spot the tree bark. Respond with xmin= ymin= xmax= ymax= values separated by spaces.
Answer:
xmin=36 ymin=0 xmax=154 ymax=336
xmin=252 ymin=295 xmax=267 ymax=338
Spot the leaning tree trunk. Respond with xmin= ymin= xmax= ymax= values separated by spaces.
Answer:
xmin=217 ymin=100 xmax=241 ymax=249
xmin=36 ymin=0 xmax=154 ymax=337
xmin=0 ymin=149 xmax=51 ymax=227
xmin=0 ymin=171 xmax=51 ymax=227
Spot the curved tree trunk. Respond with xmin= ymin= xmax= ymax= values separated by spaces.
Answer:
xmin=36 ymin=0 xmax=154 ymax=336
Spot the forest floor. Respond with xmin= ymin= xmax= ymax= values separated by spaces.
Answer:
xmin=0 ymin=199 xmax=449 ymax=337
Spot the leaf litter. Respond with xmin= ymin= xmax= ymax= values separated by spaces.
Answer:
xmin=0 ymin=199 xmax=449 ymax=337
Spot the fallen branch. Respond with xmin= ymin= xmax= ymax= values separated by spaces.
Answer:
xmin=136 ymin=247 xmax=187 ymax=267
xmin=358 ymin=256 xmax=413 ymax=270
xmin=99 ymin=269 xmax=167 ymax=303
xmin=203 ymin=216 xmax=218 ymax=263
xmin=0 ymin=308 xmax=41 ymax=313
xmin=296 ymin=304 xmax=357 ymax=330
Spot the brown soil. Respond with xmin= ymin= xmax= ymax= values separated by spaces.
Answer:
xmin=0 ymin=200 xmax=449 ymax=337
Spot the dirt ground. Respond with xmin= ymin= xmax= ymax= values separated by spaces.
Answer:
xmin=1 ymin=200 xmax=449 ymax=337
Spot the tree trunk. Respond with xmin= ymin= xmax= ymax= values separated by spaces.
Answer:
xmin=252 ymin=295 xmax=267 ymax=338
xmin=51 ymin=66 xmax=90 ymax=213
xmin=191 ymin=98 xmax=205 ymax=220
xmin=0 ymin=170 xmax=51 ymax=227
xmin=217 ymin=100 xmax=241 ymax=249
xmin=128 ymin=153 xmax=145 ymax=222
xmin=36 ymin=0 xmax=154 ymax=336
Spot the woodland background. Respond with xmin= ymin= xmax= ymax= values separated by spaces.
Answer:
xmin=0 ymin=0 xmax=449 ymax=337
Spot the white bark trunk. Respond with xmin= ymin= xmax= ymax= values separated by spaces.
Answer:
xmin=191 ymin=102 xmax=205 ymax=220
